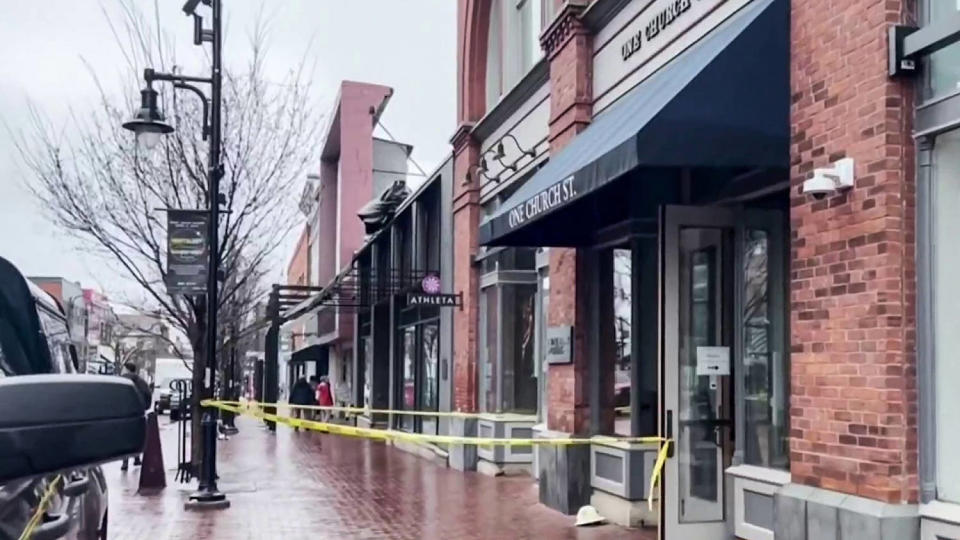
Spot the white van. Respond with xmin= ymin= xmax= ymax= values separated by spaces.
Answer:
xmin=152 ymin=357 xmax=193 ymax=416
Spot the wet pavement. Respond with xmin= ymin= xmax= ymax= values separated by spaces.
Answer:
xmin=106 ymin=414 xmax=657 ymax=539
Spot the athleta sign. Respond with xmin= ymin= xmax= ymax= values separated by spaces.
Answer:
xmin=407 ymin=294 xmax=460 ymax=307
xmin=407 ymin=274 xmax=462 ymax=308
xmin=507 ymin=176 xmax=578 ymax=229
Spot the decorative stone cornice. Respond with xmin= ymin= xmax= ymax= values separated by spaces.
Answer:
xmin=450 ymin=122 xmax=478 ymax=153
xmin=540 ymin=0 xmax=590 ymax=60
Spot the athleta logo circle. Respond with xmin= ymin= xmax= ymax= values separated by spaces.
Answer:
xmin=421 ymin=274 xmax=441 ymax=294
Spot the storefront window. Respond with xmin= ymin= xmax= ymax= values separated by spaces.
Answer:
xmin=401 ymin=327 xmax=416 ymax=432
xmin=742 ymin=230 xmax=788 ymax=469
xmin=479 ymin=248 xmax=539 ymax=414
xmin=613 ymin=249 xmax=632 ymax=435
xmin=360 ymin=331 xmax=371 ymax=409
xmin=482 ymin=286 xmax=499 ymax=413
xmin=933 ymin=128 xmax=960 ymax=502
xmin=503 ymin=283 xmax=538 ymax=413
xmin=421 ymin=324 xmax=439 ymax=435
xmin=537 ymin=267 xmax=550 ymax=422
xmin=922 ymin=0 xmax=960 ymax=102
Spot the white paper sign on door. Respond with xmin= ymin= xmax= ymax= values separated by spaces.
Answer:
xmin=696 ymin=346 xmax=730 ymax=376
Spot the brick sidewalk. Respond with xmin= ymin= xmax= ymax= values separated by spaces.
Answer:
xmin=106 ymin=415 xmax=656 ymax=539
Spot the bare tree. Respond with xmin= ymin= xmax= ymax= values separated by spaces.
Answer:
xmin=15 ymin=1 xmax=318 ymax=467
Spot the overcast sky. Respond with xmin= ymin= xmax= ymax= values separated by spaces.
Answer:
xmin=0 ymin=0 xmax=456 ymax=300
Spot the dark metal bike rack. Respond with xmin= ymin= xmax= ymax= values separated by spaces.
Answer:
xmin=171 ymin=378 xmax=194 ymax=483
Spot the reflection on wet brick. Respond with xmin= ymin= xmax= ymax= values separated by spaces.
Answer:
xmin=107 ymin=416 xmax=656 ymax=539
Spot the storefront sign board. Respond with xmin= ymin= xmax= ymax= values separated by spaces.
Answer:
xmin=546 ymin=325 xmax=574 ymax=365
xmin=407 ymin=293 xmax=461 ymax=308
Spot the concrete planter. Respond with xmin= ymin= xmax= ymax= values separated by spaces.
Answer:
xmin=589 ymin=438 xmax=659 ymax=528
xmin=476 ymin=414 xmax=536 ymax=476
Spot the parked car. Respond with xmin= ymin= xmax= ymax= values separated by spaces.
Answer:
xmin=0 ymin=256 xmax=145 ymax=539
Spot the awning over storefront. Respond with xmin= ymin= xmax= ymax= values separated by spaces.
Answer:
xmin=290 ymin=344 xmax=328 ymax=365
xmin=479 ymin=0 xmax=787 ymax=246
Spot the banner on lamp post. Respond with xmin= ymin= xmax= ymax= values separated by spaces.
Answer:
xmin=166 ymin=209 xmax=209 ymax=295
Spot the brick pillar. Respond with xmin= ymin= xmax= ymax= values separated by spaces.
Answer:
xmin=541 ymin=0 xmax=604 ymax=435
xmin=534 ymin=0 xmax=601 ymax=515
xmin=451 ymin=124 xmax=482 ymax=413
xmin=789 ymin=0 xmax=916 ymax=505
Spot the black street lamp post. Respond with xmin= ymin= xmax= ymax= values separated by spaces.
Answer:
xmin=122 ymin=0 xmax=227 ymax=510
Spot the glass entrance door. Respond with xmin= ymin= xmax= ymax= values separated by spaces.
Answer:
xmin=661 ymin=205 xmax=784 ymax=539
xmin=677 ymin=227 xmax=729 ymax=524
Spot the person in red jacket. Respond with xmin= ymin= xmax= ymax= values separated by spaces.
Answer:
xmin=316 ymin=376 xmax=334 ymax=422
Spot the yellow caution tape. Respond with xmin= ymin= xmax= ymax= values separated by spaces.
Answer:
xmin=204 ymin=399 xmax=672 ymax=505
xmin=648 ymin=439 xmax=671 ymax=512
xmin=18 ymin=475 xmax=62 ymax=540
xmin=210 ymin=400 xmax=530 ymax=420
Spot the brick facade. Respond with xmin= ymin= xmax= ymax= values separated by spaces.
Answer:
xmin=286 ymin=226 xmax=310 ymax=351
xmin=451 ymin=125 xmax=482 ymax=412
xmin=542 ymin=2 xmax=601 ymax=435
xmin=789 ymin=0 xmax=917 ymax=504
xmin=449 ymin=0 xmax=495 ymax=414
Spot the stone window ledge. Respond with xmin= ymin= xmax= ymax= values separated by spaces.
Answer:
xmin=920 ymin=500 xmax=960 ymax=525
xmin=726 ymin=464 xmax=791 ymax=486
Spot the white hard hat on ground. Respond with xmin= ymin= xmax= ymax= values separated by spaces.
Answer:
xmin=574 ymin=505 xmax=606 ymax=527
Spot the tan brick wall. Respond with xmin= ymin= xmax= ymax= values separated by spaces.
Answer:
xmin=789 ymin=0 xmax=917 ymax=504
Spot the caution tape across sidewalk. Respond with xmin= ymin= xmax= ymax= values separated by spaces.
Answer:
xmin=210 ymin=399 xmax=537 ymax=420
xmin=204 ymin=399 xmax=672 ymax=509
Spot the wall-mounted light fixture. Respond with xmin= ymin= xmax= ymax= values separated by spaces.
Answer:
xmin=496 ymin=134 xmax=536 ymax=161
xmin=464 ymin=155 xmax=498 ymax=185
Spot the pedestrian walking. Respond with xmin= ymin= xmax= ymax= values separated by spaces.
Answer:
xmin=308 ymin=375 xmax=320 ymax=420
xmin=316 ymin=376 xmax=334 ymax=423
xmin=120 ymin=361 xmax=151 ymax=471
xmin=289 ymin=377 xmax=314 ymax=432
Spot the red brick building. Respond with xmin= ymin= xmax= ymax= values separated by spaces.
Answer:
xmin=271 ymin=0 xmax=958 ymax=537
xmin=444 ymin=0 xmax=960 ymax=538
xmin=285 ymin=81 xmax=413 ymax=404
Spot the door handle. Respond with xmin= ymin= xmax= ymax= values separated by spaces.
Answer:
xmin=666 ymin=409 xmax=674 ymax=458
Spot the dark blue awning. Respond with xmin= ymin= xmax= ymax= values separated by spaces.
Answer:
xmin=479 ymin=0 xmax=788 ymax=246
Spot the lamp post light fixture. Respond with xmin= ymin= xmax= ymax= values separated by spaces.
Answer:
xmin=122 ymin=0 xmax=228 ymax=511
xmin=122 ymin=86 xmax=173 ymax=152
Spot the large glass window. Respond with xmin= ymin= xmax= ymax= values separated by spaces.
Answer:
xmin=613 ymin=249 xmax=633 ymax=436
xmin=922 ymin=0 xmax=960 ymax=102
xmin=485 ymin=0 xmax=548 ymax=110
xmin=536 ymin=264 xmax=550 ymax=422
xmin=479 ymin=247 xmax=539 ymax=413
xmin=400 ymin=326 xmax=416 ymax=432
xmin=742 ymin=230 xmax=788 ymax=469
xmin=481 ymin=285 xmax=499 ymax=413
xmin=933 ymin=128 xmax=960 ymax=502
xmin=421 ymin=323 xmax=439 ymax=435
xmin=502 ymin=283 xmax=538 ymax=413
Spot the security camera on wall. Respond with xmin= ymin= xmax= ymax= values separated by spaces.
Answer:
xmin=803 ymin=157 xmax=855 ymax=200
